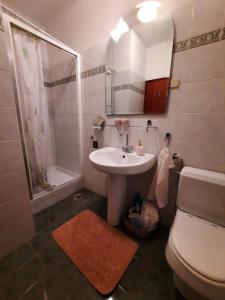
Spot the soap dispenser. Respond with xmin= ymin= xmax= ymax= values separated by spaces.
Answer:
xmin=135 ymin=139 xmax=144 ymax=156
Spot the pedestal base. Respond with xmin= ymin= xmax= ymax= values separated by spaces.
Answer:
xmin=107 ymin=174 xmax=127 ymax=226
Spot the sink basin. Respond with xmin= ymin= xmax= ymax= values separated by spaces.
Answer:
xmin=89 ymin=147 xmax=156 ymax=226
xmin=89 ymin=147 xmax=155 ymax=175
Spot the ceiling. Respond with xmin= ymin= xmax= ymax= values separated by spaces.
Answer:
xmin=2 ymin=0 xmax=77 ymax=26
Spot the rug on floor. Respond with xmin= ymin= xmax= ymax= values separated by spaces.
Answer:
xmin=52 ymin=209 xmax=138 ymax=295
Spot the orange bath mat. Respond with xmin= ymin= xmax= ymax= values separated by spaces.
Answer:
xmin=52 ymin=209 xmax=138 ymax=295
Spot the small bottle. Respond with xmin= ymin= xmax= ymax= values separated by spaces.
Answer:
xmin=136 ymin=139 xmax=144 ymax=156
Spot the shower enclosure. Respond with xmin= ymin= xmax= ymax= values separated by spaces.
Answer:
xmin=4 ymin=13 xmax=82 ymax=213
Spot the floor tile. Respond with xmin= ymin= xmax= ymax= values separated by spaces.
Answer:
xmin=0 ymin=188 xmax=179 ymax=300
xmin=19 ymin=282 xmax=46 ymax=300
xmin=0 ymin=243 xmax=34 ymax=283
xmin=119 ymin=257 xmax=175 ymax=300
xmin=30 ymin=231 xmax=55 ymax=255
xmin=1 ymin=258 xmax=42 ymax=300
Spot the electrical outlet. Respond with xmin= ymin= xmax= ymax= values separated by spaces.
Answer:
xmin=170 ymin=79 xmax=180 ymax=89
xmin=93 ymin=141 xmax=98 ymax=148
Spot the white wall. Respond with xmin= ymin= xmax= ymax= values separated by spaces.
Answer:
xmin=130 ymin=30 xmax=146 ymax=78
xmin=146 ymin=40 xmax=173 ymax=80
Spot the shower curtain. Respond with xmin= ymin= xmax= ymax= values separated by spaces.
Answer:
xmin=12 ymin=27 xmax=54 ymax=192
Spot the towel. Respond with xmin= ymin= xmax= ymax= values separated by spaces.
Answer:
xmin=92 ymin=115 xmax=105 ymax=128
xmin=147 ymin=148 xmax=175 ymax=208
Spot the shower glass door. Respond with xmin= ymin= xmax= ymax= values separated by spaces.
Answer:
xmin=11 ymin=25 xmax=81 ymax=198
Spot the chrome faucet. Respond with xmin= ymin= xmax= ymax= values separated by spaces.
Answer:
xmin=122 ymin=131 xmax=132 ymax=153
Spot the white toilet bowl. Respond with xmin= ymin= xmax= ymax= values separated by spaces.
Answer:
xmin=166 ymin=167 xmax=225 ymax=300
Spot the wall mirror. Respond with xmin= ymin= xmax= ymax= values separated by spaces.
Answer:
xmin=106 ymin=1 xmax=174 ymax=115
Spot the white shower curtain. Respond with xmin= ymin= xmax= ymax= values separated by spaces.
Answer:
xmin=12 ymin=27 xmax=54 ymax=192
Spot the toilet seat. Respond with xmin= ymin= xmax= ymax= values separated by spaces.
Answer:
xmin=166 ymin=209 xmax=225 ymax=300
xmin=170 ymin=210 xmax=225 ymax=286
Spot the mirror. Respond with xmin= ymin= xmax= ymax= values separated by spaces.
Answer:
xmin=106 ymin=1 xmax=174 ymax=115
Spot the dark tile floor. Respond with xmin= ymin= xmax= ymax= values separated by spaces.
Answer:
xmin=0 ymin=189 xmax=184 ymax=300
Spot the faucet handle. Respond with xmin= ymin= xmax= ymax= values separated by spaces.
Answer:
xmin=122 ymin=145 xmax=133 ymax=153
xmin=127 ymin=145 xmax=133 ymax=152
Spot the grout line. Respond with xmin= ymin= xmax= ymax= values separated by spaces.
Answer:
xmin=0 ymin=68 xmax=11 ymax=73
xmin=0 ymin=139 xmax=20 ymax=143
xmin=117 ymin=285 xmax=127 ymax=293
xmin=21 ymin=280 xmax=39 ymax=297
xmin=0 ymin=166 xmax=26 ymax=176
xmin=0 ymin=243 xmax=35 ymax=284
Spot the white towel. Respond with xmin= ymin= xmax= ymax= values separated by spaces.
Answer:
xmin=147 ymin=148 xmax=175 ymax=208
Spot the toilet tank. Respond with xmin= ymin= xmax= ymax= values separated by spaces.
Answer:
xmin=177 ymin=167 xmax=225 ymax=227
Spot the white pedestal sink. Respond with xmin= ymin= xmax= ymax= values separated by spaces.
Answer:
xmin=89 ymin=147 xmax=156 ymax=226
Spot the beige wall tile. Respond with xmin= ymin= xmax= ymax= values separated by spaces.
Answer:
xmin=2 ymin=196 xmax=34 ymax=253
xmin=0 ymin=108 xmax=20 ymax=141
xmin=0 ymin=208 xmax=10 ymax=259
xmin=191 ymin=0 xmax=225 ymax=36
xmin=83 ymin=161 xmax=107 ymax=196
xmin=215 ymin=40 xmax=225 ymax=78
xmin=170 ymin=141 xmax=200 ymax=167
xmin=172 ymin=43 xmax=218 ymax=82
xmin=83 ymin=74 xmax=105 ymax=97
xmin=50 ymin=82 xmax=77 ymax=101
xmin=176 ymin=113 xmax=206 ymax=143
xmin=83 ymin=94 xmax=105 ymax=115
xmin=56 ymin=142 xmax=80 ymax=173
xmin=0 ymin=141 xmax=24 ymax=174
xmin=168 ymin=81 xmax=211 ymax=113
xmin=0 ymin=31 xmax=9 ymax=71
xmin=208 ymin=79 xmax=225 ymax=113
xmin=197 ymin=143 xmax=225 ymax=172
xmin=0 ymin=70 xmax=15 ymax=107
xmin=203 ymin=114 xmax=225 ymax=144
xmin=163 ymin=0 xmax=195 ymax=41
xmin=53 ymin=98 xmax=78 ymax=116
xmin=0 ymin=169 xmax=29 ymax=205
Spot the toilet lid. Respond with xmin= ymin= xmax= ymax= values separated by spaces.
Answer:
xmin=171 ymin=210 xmax=225 ymax=283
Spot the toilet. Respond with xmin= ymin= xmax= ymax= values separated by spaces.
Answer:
xmin=166 ymin=167 xmax=225 ymax=300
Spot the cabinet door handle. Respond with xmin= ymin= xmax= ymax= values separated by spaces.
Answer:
xmin=155 ymin=90 xmax=161 ymax=98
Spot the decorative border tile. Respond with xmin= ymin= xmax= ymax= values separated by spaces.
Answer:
xmin=174 ymin=27 xmax=225 ymax=53
xmin=44 ymin=65 xmax=106 ymax=87
xmin=190 ymin=29 xmax=221 ymax=49
xmin=174 ymin=40 xmax=189 ymax=53
xmin=221 ymin=27 xmax=225 ymax=40
xmin=81 ymin=65 xmax=106 ymax=78
xmin=113 ymin=84 xmax=144 ymax=95
xmin=44 ymin=74 xmax=76 ymax=88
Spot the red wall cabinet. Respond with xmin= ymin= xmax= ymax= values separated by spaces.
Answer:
xmin=144 ymin=78 xmax=170 ymax=114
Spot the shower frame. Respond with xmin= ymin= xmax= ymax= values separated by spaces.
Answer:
xmin=3 ymin=10 xmax=83 ymax=200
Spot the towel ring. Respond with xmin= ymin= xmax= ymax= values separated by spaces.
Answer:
xmin=165 ymin=132 xmax=171 ymax=147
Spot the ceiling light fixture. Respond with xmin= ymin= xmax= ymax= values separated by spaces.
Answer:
xmin=136 ymin=1 xmax=161 ymax=23
xmin=110 ymin=18 xmax=129 ymax=43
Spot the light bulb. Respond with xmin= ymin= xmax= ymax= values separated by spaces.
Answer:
xmin=137 ymin=6 xmax=157 ymax=23
xmin=136 ymin=1 xmax=161 ymax=23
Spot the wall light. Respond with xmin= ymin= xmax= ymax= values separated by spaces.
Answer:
xmin=110 ymin=18 xmax=129 ymax=43
xmin=136 ymin=1 xmax=161 ymax=23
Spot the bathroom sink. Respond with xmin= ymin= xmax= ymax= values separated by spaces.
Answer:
xmin=89 ymin=147 xmax=155 ymax=175
xmin=89 ymin=147 xmax=156 ymax=226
